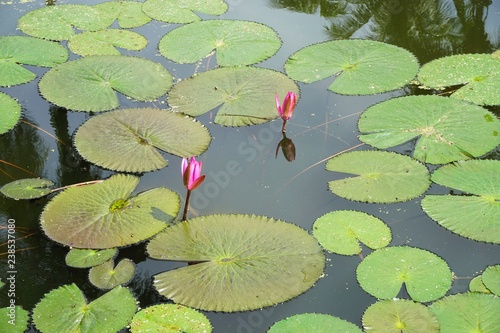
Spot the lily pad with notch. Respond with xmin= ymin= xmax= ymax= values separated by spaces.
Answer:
xmin=68 ymin=29 xmax=148 ymax=56
xmin=93 ymin=1 xmax=152 ymax=28
xmin=147 ymin=214 xmax=325 ymax=312
xmin=142 ymin=0 xmax=228 ymax=24
xmin=0 ymin=92 xmax=21 ymax=135
xmin=88 ymin=258 xmax=135 ymax=289
xmin=0 ymin=306 xmax=29 ymax=333
xmin=65 ymin=248 xmax=118 ymax=268
xmin=469 ymin=276 xmax=491 ymax=294
xmin=479 ymin=265 xmax=500 ymax=296
xmin=1 ymin=178 xmax=54 ymax=200
xmin=268 ymin=313 xmax=362 ymax=332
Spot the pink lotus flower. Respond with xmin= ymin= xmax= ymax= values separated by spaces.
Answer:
xmin=181 ymin=156 xmax=205 ymax=191
xmin=276 ymin=92 xmax=297 ymax=121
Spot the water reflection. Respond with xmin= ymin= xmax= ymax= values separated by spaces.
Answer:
xmin=275 ymin=132 xmax=296 ymax=162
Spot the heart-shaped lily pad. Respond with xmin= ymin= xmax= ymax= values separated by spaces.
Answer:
xmin=40 ymin=174 xmax=180 ymax=249
xmin=32 ymin=284 xmax=137 ymax=333
xmin=65 ymin=248 xmax=118 ymax=268
xmin=39 ymin=55 xmax=173 ymax=112
xmin=268 ymin=313 xmax=363 ymax=332
xmin=159 ymin=20 xmax=281 ymax=66
xmin=356 ymin=246 xmax=452 ymax=302
xmin=326 ymin=150 xmax=430 ymax=203
xmin=0 ymin=306 xmax=29 ymax=333
xmin=358 ymin=95 xmax=500 ymax=164
xmin=480 ymin=265 xmax=500 ymax=296
xmin=285 ymin=39 xmax=419 ymax=95
xmin=147 ymin=214 xmax=325 ymax=312
xmin=417 ymin=53 xmax=500 ymax=105
xmin=421 ymin=159 xmax=500 ymax=244
xmin=142 ymin=0 xmax=228 ymax=23
xmin=312 ymin=210 xmax=391 ymax=255
xmin=0 ymin=92 xmax=21 ymax=135
xmin=68 ymin=29 xmax=148 ymax=56
xmin=0 ymin=178 xmax=54 ymax=200
xmin=168 ymin=67 xmax=299 ymax=126
xmin=89 ymin=259 xmax=135 ymax=289
xmin=73 ymin=108 xmax=211 ymax=172
xmin=93 ymin=1 xmax=152 ymax=28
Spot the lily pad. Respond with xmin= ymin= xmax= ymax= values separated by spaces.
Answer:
xmin=68 ymin=29 xmax=148 ymax=56
xmin=32 ymin=284 xmax=137 ymax=333
xmin=312 ymin=210 xmax=391 ymax=255
xmin=142 ymin=0 xmax=228 ymax=24
xmin=358 ymin=95 xmax=500 ymax=164
xmin=0 ymin=306 xmax=29 ymax=333
xmin=39 ymin=55 xmax=173 ymax=112
xmin=356 ymin=246 xmax=452 ymax=302
xmin=168 ymin=67 xmax=299 ymax=126
xmin=40 ymin=174 xmax=180 ymax=249
xmin=417 ymin=53 xmax=500 ymax=105
xmin=73 ymin=108 xmax=211 ymax=172
xmin=89 ymin=258 xmax=135 ymax=289
xmin=268 ymin=313 xmax=363 ymax=332
xmin=130 ymin=304 xmax=212 ymax=333
xmin=469 ymin=276 xmax=491 ymax=294
xmin=421 ymin=159 xmax=500 ymax=244
xmin=147 ymin=214 xmax=325 ymax=312
xmin=429 ymin=293 xmax=500 ymax=333
xmin=481 ymin=265 xmax=500 ymax=296
xmin=0 ymin=92 xmax=21 ymax=135
xmin=0 ymin=36 xmax=68 ymax=86
xmin=65 ymin=248 xmax=118 ymax=268
xmin=362 ymin=299 xmax=440 ymax=333
xmin=159 ymin=20 xmax=281 ymax=66
xmin=94 ymin=1 xmax=152 ymax=28
xmin=1 ymin=178 xmax=54 ymax=200
xmin=285 ymin=39 xmax=419 ymax=95
xmin=326 ymin=150 xmax=430 ymax=203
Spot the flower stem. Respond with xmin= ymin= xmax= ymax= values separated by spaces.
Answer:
xmin=281 ymin=119 xmax=287 ymax=133
xmin=182 ymin=189 xmax=192 ymax=221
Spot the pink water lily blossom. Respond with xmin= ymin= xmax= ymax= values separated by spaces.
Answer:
xmin=181 ymin=156 xmax=205 ymax=191
xmin=276 ymin=92 xmax=297 ymax=132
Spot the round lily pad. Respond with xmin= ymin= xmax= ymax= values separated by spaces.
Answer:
xmin=168 ymin=67 xmax=299 ymax=126
xmin=142 ymin=0 xmax=228 ymax=24
xmin=417 ymin=53 xmax=500 ymax=105
xmin=65 ymin=248 xmax=118 ymax=268
xmin=358 ymin=95 xmax=500 ymax=164
xmin=73 ymin=108 xmax=211 ymax=172
xmin=326 ymin=150 xmax=431 ymax=203
xmin=312 ymin=210 xmax=391 ymax=255
xmin=68 ymin=29 xmax=148 ymax=56
xmin=0 ymin=306 xmax=29 ymax=333
xmin=421 ymin=159 xmax=500 ymax=244
xmin=40 ymin=174 xmax=180 ymax=249
xmin=362 ymin=299 xmax=440 ymax=333
xmin=89 ymin=259 xmax=135 ymax=289
xmin=32 ymin=284 xmax=137 ymax=333
xmin=481 ymin=265 xmax=500 ymax=296
xmin=356 ymin=246 xmax=452 ymax=302
xmin=0 ymin=178 xmax=54 ymax=200
xmin=159 ymin=19 xmax=281 ymax=66
xmin=285 ymin=39 xmax=419 ymax=95
xmin=268 ymin=313 xmax=362 ymax=332
xmin=130 ymin=304 xmax=212 ymax=333
xmin=93 ymin=1 xmax=152 ymax=28
xmin=147 ymin=214 xmax=325 ymax=312
xmin=0 ymin=93 xmax=21 ymax=135
xmin=39 ymin=55 xmax=173 ymax=112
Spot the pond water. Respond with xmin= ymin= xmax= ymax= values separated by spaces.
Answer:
xmin=1 ymin=0 xmax=500 ymax=332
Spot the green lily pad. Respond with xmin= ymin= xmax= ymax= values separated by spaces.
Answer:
xmin=481 ymin=265 xmax=500 ymax=296
xmin=68 ymin=29 xmax=148 ymax=56
xmin=94 ymin=1 xmax=152 ymax=28
xmin=0 ymin=92 xmax=21 ymax=135
xmin=130 ymin=304 xmax=212 ymax=333
xmin=40 ymin=174 xmax=180 ymax=249
xmin=312 ymin=210 xmax=391 ymax=255
xmin=18 ymin=4 xmax=116 ymax=41
xmin=417 ymin=53 xmax=500 ymax=105
xmin=32 ymin=284 xmax=137 ymax=333
xmin=0 ymin=36 xmax=68 ymax=86
xmin=39 ymin=55 xmax=173 ymax=112
xmin=362 ymin=299 xmax=440 ymax=333
xmin=142 ymin=0 xmax=228 ymax=24
xmin=0 ymin=306 xmax=29 ymax=333
xmin=159 ymin=20 xmax=281 ymax=66
xmin=421 ymin=159 xmax=500 ymax=244
xmin=168 ymin=67 xmax=299 ymax=126
xmin=356 ymin=246 xmax=452 ymax=302
xmin=147 ymin=214 xmax=325 ymax=312
xmin=1 ymin=178 xmax=54 ymax=200
xmin=268 ymin=313 xmax=363 ymax=332
xmin=469 ymin=276 xmax=491 ymax=294
xmin=358 ymin=95 xmax=500 ymax=164
xmin=89 ymin=259 xmax=135 ymax=289
xmin=73 ymin=108 xmax=211 ymax=172
xmin=429 ymin=293 xmax=500 ymax=333
xmin=285 ymin=39 xmax=419 ymax=95
xmin=65 ymin=248 xmax=118 ymax=268
xmin=326 ymin=150 xmax=430 ymax=203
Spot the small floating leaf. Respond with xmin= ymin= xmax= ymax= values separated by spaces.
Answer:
xmin=469 ymin=276 xmax=491 ymax=294
xmin=89 ymin=258 xmax=135 ymax=289
xmin=268 ymin=313 xmax=362 ymax=332
xmin=326 ymin=151 xmax=430 ymax=203
xmin=147 ymin=214 xmax=325 ymax=312
xmin=285 ymin=39 xmax=419 ymax=95
xmin=358 ymin=95 xmax=500 ymax=164
xmin=168 ymin=67 xmax=299 ymax=126
xmin=356 ymin=246 xmax=452 ymax=302
xmin=142 ymin=0 xmax=228 ymax=24
xmin=65 ymin=248 xmax=118 ymax=268
xmin=312 ymin=210 xmax=391 ymax=255
xmin=130 ymin=304 xmax=212 ymax=333
xmin=39 ymin=55 xmax=173 ymax=112
xmin=68 ymin=29 xmax=148 ymax=56
xmin=0 ymin=306 xmax=29 ymax=333
xmin=41 ymin=174 xmax=179 ymax=249
xmin=1 ymin=178 xmax=54 ymax=200
xmin=481 ymin=265 xmax=500 ymax=296
xmin=32 ymin=284 xmax=137 ymax=333
xmin=94 ymin=1 xmax=152 ymax=28
xmin=159 ymin=20 xmax=281 ymax=66
xmin=0 ymin=92 xmax=21 ymax=135
xmin=74 ymin=108 xmax=211 ymax=172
